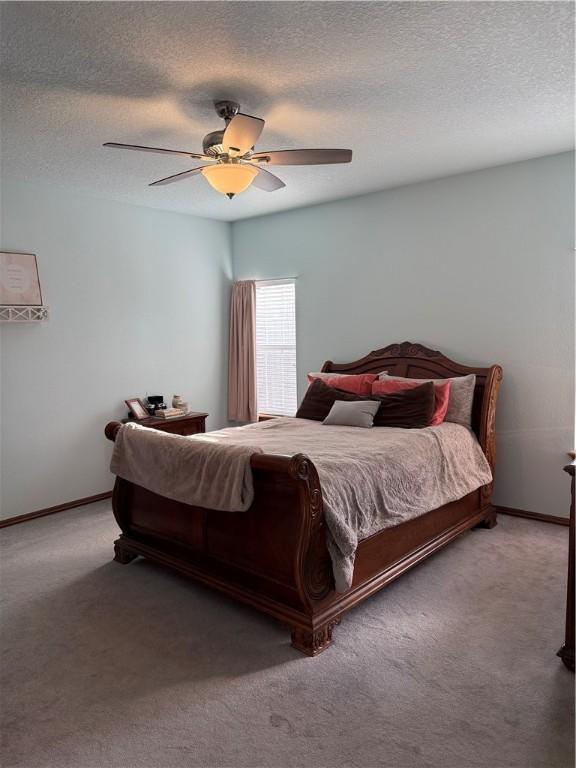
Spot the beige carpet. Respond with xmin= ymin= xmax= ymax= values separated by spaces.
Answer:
xmin=0 ymin=502 xmax=573 ymax=768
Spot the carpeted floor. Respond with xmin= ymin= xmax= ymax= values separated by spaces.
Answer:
xmin=0 ymin=503 xmax=573 ymax=768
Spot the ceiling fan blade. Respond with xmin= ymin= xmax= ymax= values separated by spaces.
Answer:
xmin=251 ymin=166 xmax=286 ymax=192
xmin=149 ymin=166 xmax=208 ymax=187
xmin=223 ymin=114 xmax=265 ymax=155
xmin=250 ymin=149 xmax=352 ymax=166
xmin=104 ymin=142 xmax=213 ymax=162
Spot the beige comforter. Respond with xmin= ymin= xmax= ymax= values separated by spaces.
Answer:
xmin=110 ymin=418 xmax=492 ymax=591
xmin=110 ymin=422 xmax=262 ymax=511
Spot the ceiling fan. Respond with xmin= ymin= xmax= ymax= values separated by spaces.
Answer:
xmin=103 ymin=100 xmax=352 ymax=199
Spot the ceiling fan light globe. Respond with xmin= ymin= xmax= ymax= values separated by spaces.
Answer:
xmin=201 ymin=164 xmax=257 ymax=197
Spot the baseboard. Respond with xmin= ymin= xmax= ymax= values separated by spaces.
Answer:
xmin=494 ymin=505 xmax=569 ymax=527
xmin=0 ymin=491 xmax=113 ymax=529
xmin=1 ymin=496 xmax=567 ymax=530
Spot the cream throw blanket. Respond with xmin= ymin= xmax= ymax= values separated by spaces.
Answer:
xmin=110 ymin=422 xmax=262 ymax=511
xmin=110 ymin=419 xmax=492 ymax=591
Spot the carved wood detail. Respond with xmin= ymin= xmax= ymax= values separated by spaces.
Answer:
xmin=291 ymin=618 xmax=341 ymax=656
xmin=288 ymin=453 xmax=333 ymax=603
xmin=370 ymin=341 xmax=444 ymax=359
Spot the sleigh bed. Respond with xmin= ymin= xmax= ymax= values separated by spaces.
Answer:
xmin=105 ymin=342 xmax=502 ymax=656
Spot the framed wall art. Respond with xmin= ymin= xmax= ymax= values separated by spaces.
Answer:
xmin=0 ymin=252 xmax=43 ymax=306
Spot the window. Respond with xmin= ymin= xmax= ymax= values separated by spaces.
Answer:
xmin=255 ymin=279 xmax=297 ymax=416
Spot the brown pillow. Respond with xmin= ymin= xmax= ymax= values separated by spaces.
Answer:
xmin=372 ymin=381 xmax=435 ymax=428
xmin=296 ymin=378 xmax=435 ymax=428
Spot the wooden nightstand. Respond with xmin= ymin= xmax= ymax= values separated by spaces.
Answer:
xmin=123 ymin=411 xmax=208 ymax=436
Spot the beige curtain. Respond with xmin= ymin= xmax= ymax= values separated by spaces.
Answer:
xmin=228 ymin=280 xmax=257 ymax=422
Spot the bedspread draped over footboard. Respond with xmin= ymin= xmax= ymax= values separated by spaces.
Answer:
xmin=110 ymin=423 xmax=262 ymax=511
xmin=110 ymin=418 xmax=492 ymax=592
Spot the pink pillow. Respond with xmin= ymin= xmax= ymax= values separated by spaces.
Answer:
xmin=307 ymin=372 xmax=377 ymax=396
xmin=371 ymin=378 xmax=451 ymax=425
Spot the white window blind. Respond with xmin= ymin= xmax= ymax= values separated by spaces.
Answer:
xmin=255 ymin=280 xmax=297 ymax=416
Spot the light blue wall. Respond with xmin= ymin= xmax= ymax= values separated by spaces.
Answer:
xmin=0 ymin=181 xmax=232 ymax=519
xmin=233 ymin=152 xmax=575 ymax=518
xmin=2 ymin=154 xmax=573 ymax=521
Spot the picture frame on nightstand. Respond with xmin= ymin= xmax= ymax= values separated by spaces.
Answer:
xmin=124 ymin=398 xmax=149 ymax=420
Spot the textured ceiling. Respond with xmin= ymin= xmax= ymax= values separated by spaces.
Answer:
xmin=0 ymin=1 xmax=573 ymax=222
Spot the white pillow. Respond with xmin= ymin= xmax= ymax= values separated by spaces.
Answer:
xmin=323 ymin=399 xmax=380 ymax=428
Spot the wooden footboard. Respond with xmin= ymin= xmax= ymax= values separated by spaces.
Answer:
xmin=106 ymin=421 xmax=335 ymax=652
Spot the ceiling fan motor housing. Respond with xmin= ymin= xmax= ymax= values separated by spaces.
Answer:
xmin=203 ymin=101 xmax=243 ymax=156
xmin=202 ymin=129 xmax=225 ymax=156
xmin=214 ymin=100 xmax=240 ymax=122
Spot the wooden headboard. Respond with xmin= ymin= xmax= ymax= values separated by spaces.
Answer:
xmin=322 ymin=341 xmax=503 ymax=493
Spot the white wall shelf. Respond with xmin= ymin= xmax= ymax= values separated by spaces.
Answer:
xmin=0 ymin=306 xmax=49 ymax=322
